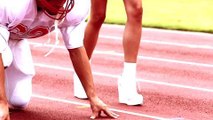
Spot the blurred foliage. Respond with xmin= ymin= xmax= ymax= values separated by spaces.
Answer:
xmin=103 ymin=0 xmax=213 ymax=33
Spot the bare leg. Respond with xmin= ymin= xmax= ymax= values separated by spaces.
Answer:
xmin=74 ymin=0 xmax=107 ymax=99
xmin=69 ymin=47 xmax=119 ymax=119
xmin=117 ymin=0 xmax=143 ymax=105
xmin=84 ymin=0 xmax=108 ymax=59
xmin=123 ymin=0 xmax=143 ymax=63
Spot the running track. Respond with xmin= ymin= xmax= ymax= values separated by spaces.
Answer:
xmin=10 ymin=24 xmax=213 ymax=120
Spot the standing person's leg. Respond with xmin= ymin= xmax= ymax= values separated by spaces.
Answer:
xmin=118 ymin=0 xmax=143 ymax=105
xmin=5 ymin=39 xmax=35 ymax=109
xmin=74 ymin=0 xmax=108 ymax=99
xmin=84 ymin=0 xmax=108 ymax=59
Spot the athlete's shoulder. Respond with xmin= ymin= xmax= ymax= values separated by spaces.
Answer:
xmin=0 ymin=0 xmax=35 ymax=25
xmin=63 ymin=0 xmax=90 ymax=25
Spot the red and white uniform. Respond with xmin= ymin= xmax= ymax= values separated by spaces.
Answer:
xmin=0 ymin=0 xmax=90 ymax=108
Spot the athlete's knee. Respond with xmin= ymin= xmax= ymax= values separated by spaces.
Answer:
xmin=90 ymin=12 xmax=106 ymax=25
xmin=7 ymin=80 xmax=32 ymax=109
xmin=8 ymin=94 xmax=31 ymax=109
xmin=127 ymin=3 xmax=143 ymax=22
xmin=6 ymin=74 xmax=33 ymax=109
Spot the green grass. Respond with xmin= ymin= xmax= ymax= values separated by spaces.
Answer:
xmin=104 ymin=0 xmax=213 ymax=33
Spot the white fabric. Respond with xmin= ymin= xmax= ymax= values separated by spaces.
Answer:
xmin=8 ymin=40 xmax=35 ymax=74
xmin=0 ymin=0 xmax=32 ymax=27
xmin=60 ymin=21 xmax=87 ymax=49
xmin=0 ymin=0 xmax=90 ymax=48
xmin=73 ymin=72 xmax=87 ymax=99
xmin=0 ymin=26 xmax=12 ymax=67
xmin=1 ymin=45 xmax=13 ymax=67
xmin=0 ymin=25 xmax=9 ymax=52
xmin=5 ymin=39 xmax=35 ymax=108
xmin=122 ymin=62 xmax=137 ymax=79
xmin=73 ymin=60 xmax=91 ymax=99
xmin=118 ymin=62 xmax=143 ymax=105
xmin=0 ymin=0 xmax=90 ymax=108
xmin=59 ymin=0 xmax=90 ymax=49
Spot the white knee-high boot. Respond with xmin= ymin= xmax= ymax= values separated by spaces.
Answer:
xmin=73 ymin=72 xmax=87 ymax=99
xmin=118 ymin=62 xmax=143 ymax=105
xmin=73 ymin=60 xmax=91 ymax=99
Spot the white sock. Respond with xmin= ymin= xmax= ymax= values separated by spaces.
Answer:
xmin=122 ymin=62 xmax=136 ymax=79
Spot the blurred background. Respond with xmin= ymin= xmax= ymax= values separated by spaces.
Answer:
xmin=104 ymin=0 xmax=213 ymax=33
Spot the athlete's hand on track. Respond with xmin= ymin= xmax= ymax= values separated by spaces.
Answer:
xmin=0 ymin=101 xmax=10 ymax=120
xmin=89 ymin=97 xmax=119 ymax=119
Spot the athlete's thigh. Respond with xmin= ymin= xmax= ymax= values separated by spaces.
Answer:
xmin=90 ymin=0 xmax=107 ymax=17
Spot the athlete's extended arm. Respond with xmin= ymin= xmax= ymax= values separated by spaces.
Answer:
xmin=68 ymin=47 xmax=118 ymax=119
xmin=0 ymin=54 xmax=10 ymax=120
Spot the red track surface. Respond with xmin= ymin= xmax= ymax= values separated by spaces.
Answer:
xmin=10 ymin=24 xmax=213 ymax=120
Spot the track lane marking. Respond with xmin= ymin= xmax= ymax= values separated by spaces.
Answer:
xmin=34 ymin=63 xmax=213 ymax=93
xmin=99 ymin=35 xmax=213 ymax=50
xmin=94 ymin=51 xmax=213 ymax=68
xmin=30 ymin=42 xmax=213 ymax=68
xmin=102 ymin=24 xmax=213 ymax=36
xmin=32 ymin=94 xmax=173 ymax=120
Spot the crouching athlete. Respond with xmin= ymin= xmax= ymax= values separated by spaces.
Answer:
xmin=0 ymin=0 xmax=119 ymax=119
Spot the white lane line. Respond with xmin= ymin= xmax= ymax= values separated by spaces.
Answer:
xmin=32 ymin=94 xmax=170 ymax=120
xmin=94 ymin=50 xmax=213 ymax=68
xmin=102 ymin=24 xmax=213 ymax=36
xmin=143 ymin=40 xmax=213 ymax=50
xmin=34 ymin=63 xmax=213 ymax=93
xmin=99 ymin=35 xmax=213 ymax=50
xmin=30 ymin=42 xmax=213 ymax=68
